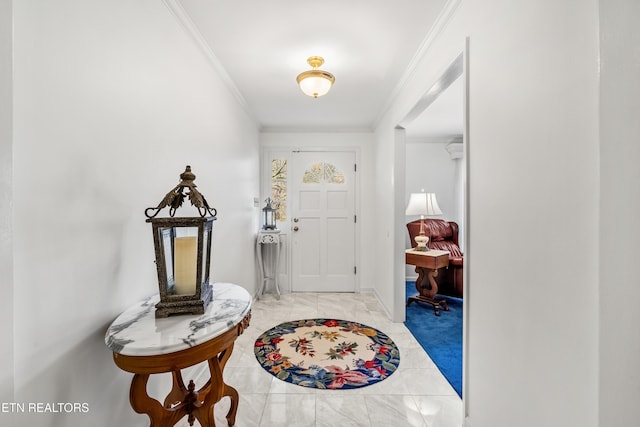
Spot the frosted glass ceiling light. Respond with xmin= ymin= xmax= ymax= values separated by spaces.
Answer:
xmin=296 ymin=56 xmax=335 ymax=98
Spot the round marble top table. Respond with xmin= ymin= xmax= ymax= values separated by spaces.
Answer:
xmin=105 ymin=282 xmax=252 ymax=427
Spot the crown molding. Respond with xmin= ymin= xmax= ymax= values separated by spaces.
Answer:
xmin=162 ymin=0 xmax=255 ymax=121
xmin=260 ymin=126 xmax=374 ymax=134
xmin=372 ymin=0 xmax=462 ymax=128
xmin=446 ymin=140 xmax=464 ymax=159
xmin=405 ymin=134 xmax=462 ymax=145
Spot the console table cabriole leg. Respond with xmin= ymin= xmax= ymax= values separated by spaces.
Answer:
xmin=164 ymin=370 xmax=188 ymax=409
xmin=218 ymin=345 xmax=239 ymax=426
xmin=223 ymin=384 xmax=239 ymax=426
xmin=188 ymin=344 xmax=238 ymax=427
xmin=219 ymin=345 xmax=239 ymax=424
xmin=192 ymin=356 xmax=221 ymax=427
xmin=128 ymin=350 xmax=239 ymax=427
xmin=130 ymin=373 xmax=184 ymax=427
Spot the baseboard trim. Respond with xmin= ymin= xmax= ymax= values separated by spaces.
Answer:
xmin=372 ymin=288 xmax=395 ymax=321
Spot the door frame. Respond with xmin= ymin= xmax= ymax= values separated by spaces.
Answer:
xmin=394 ymin=41 xmax=470 ymax=421
xmin=260 ymin=146 xmax=361 ymax=294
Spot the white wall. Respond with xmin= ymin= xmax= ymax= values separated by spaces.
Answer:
xmin=260 ymin=131 xmax=376 ymax=294
xmin=10 ymin=1 xmax=259 ymax=426
xmin=375 ymin=1 xmax=600 ymax=426
xmin=372 ymin=126 xmax=406 ymax=321
xmin=405 ymin=140 xmax=458 ymax=219
xmin=0 ymin=0 xmax=14 ymax=412
xmin=599 ymin=1 xmax=640 ymax=425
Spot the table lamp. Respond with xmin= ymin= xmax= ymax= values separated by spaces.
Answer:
xmin=405 ymin=190 xmax=442 ymax=251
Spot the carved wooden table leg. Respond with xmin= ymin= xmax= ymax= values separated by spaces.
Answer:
xmin=128 ymin=342 xmax=240 ymax=427
xmin=223 ymin=384 xmax=239 ymax=426
xmin=406 ymin=266 xmax=449 ymax=316
xmin=216 ymin=345 xmax=239 ymax=426
xmin=164 ymin=370 xmax=188 ymax=409
xmin=193 ymin=353 xmax=224 ymax=426
xmin=130 ymin=373 xmax=186 ymax=427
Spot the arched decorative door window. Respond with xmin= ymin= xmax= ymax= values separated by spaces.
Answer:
xmin=302 ymin=162 xmax=345 ymax=184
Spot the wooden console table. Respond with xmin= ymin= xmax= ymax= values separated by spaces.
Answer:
xmin=105 ymin=282 xmax=251 ymax=426
xmin=406 ymin=249 xmax=450 ymax=316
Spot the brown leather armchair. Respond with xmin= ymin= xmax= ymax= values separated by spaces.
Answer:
xmin=407 ymin=219 xmax=464 ymax=298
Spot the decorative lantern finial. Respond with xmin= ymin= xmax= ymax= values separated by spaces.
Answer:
xmin=145 ymin=165 xmax=217 ymax=219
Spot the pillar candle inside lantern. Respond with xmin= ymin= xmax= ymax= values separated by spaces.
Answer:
xmin=174 ymin=236 xmax=197 ymax=295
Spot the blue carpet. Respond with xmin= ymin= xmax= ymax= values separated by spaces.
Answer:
xmin=404 ymin=281 xmax=462 ymax=397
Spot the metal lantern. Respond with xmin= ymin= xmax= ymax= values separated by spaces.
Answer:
xmin=145 ymin=166 xmax=217 ymax=318
xmin=262 ymin=197 xmax=277 ymax=230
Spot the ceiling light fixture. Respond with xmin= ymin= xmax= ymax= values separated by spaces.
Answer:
xmin=296 ymin=56 xmax=335 ymax=98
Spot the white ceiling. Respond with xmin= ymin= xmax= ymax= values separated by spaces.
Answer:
xmin=177 ymin=0 xmax=455 ymax=134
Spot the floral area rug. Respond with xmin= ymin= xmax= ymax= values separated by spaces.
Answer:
xmin=254 ymin=319 xmax=400 ymax=389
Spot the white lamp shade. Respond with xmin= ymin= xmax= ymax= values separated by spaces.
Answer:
xmin=298 ymin=74 xmax=333 ymax=98
xmin=405 ymin=192 xmax=443 ymax=216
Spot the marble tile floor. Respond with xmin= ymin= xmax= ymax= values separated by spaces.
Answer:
xmin=176 ymin=291 xmax=462 ymax=427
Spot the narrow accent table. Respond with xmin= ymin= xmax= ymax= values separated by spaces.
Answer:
xmin=105 ymin=282 xmax=251 ymax=427
xmin=256 ymin=229 xmax=282 ymax=299
xmin=405 ymin=249 xmax=450 ymax=316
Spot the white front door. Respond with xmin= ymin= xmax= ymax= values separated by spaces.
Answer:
xmin=290 ymin=151 xmax=356 ymax=292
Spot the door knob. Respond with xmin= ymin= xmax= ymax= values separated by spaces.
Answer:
xmin=293 ymin=226 xmax=299 ymax=232
xmin=293 ymin=218 xmax=299 ymax=223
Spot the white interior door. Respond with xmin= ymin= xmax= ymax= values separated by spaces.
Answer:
xmin=290 ymin=151 xmax=356 ymax=292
